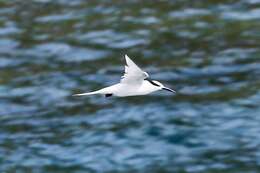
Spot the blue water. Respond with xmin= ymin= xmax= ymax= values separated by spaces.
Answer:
xmin=0 ymin=0 xmax=260 ymax=172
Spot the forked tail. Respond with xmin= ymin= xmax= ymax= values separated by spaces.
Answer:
xmin=72 ymin=90 xmax=100 ymax=96
xmin=73 ymin=85 xmax=116 ymax=97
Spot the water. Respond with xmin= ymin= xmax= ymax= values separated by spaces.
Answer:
xmin=1 ymin=0 xmax=260 ymax=172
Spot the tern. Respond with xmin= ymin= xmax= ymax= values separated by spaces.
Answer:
xmin=73 ymin=55 xmax=175 ymax=97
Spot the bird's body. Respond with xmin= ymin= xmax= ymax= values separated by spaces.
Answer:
xmin=80 ymin=80 xmax=159 ymax=97
xmin=73 ymin=55 xmax=175 ymax=97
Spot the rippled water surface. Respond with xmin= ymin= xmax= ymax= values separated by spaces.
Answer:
xmin=1 ymin=0 xmax=260 ymax=172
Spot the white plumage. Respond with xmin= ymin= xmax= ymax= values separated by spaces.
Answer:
xmin=73 ymin=55 xmax=175 ymax=97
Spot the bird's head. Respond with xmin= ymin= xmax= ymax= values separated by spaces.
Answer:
xmin=145 ymin=79 xmax=176 ymax=93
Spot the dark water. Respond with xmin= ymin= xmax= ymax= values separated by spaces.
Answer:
xmin=1 ymin=0 xmax=260 ymax=172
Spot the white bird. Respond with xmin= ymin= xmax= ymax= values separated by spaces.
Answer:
xmin=73 ymin=55 xmax=175 ymax=97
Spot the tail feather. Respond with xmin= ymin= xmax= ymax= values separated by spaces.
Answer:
xmin=73 ymin=85 xmax=116 ymax=97
xmin=72 ymin=91 xmax=100 ymax=96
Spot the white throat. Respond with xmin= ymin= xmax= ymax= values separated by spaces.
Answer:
xmin=137 ymin=80 xmax=161 ymax=95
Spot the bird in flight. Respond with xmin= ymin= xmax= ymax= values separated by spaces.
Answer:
xmin=73 ymin=55 xmax=175 ymax=97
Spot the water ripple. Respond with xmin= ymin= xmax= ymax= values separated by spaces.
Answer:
xmin=0 ymin=1 xmax=260 ymax=173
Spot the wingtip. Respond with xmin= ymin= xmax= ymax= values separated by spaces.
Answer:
xmin=125 ymin=54 xmax=134 ymax=64
xmin=125 ymin=54 xmax=130 ymax=60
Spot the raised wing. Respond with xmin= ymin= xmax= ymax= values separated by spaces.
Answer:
xmin=120 ymin=54 xmax=149 ymax=84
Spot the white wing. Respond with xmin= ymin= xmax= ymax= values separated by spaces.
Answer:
xmin=120 ymin=54 xmax=149 ymax=84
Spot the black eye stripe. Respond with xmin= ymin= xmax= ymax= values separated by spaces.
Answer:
xmin=145 ymin=79 xmax=160 ymax=87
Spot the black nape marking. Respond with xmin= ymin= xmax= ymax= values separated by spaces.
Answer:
xmin=105 ymin=94 xmax=113 ymax=97
xmin=145 ymin=79 xmax=160 ymax=87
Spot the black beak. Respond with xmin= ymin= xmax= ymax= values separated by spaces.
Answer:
xmin=162 ymin=87 xmax=176 ymax=93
